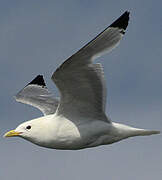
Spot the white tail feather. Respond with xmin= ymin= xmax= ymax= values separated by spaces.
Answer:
xmin=112 ymin=122 xmax=160 ymax=138
xmin=135 ymin=129 xmax=160 ymax=136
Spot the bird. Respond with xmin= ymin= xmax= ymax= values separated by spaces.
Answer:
xmin=4 ymin=11 xmax=160 ymax=150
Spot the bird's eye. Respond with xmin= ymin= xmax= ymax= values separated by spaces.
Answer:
xmin=26 ymin=125 xmax=31 ymax=130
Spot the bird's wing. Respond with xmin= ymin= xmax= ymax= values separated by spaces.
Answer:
xmin=15 ymin=75 xmax=59 ymax=116
xmin=51 ymin=11 xmax=130 ymax=122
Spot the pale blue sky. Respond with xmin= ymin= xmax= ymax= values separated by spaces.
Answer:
xmin=1 ymin=1 xmax=162 ymax=180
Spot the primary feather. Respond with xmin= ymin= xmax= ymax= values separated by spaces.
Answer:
xmin=15 ymin=75 xmax=59 ymax=115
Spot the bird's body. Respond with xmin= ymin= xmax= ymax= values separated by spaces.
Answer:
xmin=19 ymin=114 xmax=110 ymax=150
xmin=4 ymin=11 xmax=160 ymax=150
xmin=12 ymin=113 xmax=159 ymax=150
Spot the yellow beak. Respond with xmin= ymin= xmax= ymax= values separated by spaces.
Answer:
xmin=4 ymin=130 xmax=22 ymax=137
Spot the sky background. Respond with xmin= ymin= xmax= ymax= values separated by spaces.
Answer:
xmin=1 ymin=1 xmax=162 ymax=180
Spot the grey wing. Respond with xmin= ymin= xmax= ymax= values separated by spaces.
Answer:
xmin=15 ymin=75 xmax=59 ymax=116
xmin=51 ymin=11 xmax=130 ymax=122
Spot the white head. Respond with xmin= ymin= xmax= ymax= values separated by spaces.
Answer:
xmin=4 ymin=117 xmax=54 ymax=147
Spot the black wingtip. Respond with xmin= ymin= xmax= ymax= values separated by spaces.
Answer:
xmin=109 ymin=11 xmax=130 ymax=31
xmin=28 ymin=75 xmax=46 ymax=87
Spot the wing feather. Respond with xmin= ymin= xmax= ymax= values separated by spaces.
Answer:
xmin=51 ymin=11 xmax=130 ymax=122
xmin=15 ymin=75 xmax=59 ymax=116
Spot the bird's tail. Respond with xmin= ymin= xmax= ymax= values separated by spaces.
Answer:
xmin=137 ymin=129 xmax=160 ymax=136
xmin=112 ymin=122 xmax=160 ymax=138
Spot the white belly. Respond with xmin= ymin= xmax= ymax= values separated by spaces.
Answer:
xmin=53 ymin=119 xmax=112 ymax=150
xmin=36 ymin=117 xmax=111 ymax=150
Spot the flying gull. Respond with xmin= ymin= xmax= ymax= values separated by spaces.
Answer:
xmin=4 ymin=11 xmax=160 ymax=150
